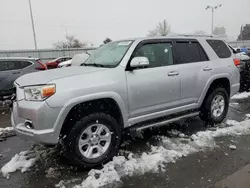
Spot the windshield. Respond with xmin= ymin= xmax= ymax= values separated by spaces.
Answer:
xmin=83 ymin=40 xmax=133 ymax=67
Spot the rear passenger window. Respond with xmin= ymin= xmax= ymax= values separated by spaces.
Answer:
xmin=0 ymin=61 xmax=32 ymax=71
xmin=207 ymin=40 xmax=231 ymax=58
xmin=175 ymin=41 xmax=208 ymax=64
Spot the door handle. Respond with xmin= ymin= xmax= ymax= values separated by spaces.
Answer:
xmin=12 ymin=71 xmax=20 ymax=75
xmin=168 ymin=71 xmax=179 ymax=76
xmin=203 ymin=67 xmax=212 ymax=71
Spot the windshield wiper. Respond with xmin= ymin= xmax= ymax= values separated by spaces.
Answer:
xmin=85 ymin=63 xmax=104 ymax=67
xmin=81 ymin=63 xmax=113 ymax=68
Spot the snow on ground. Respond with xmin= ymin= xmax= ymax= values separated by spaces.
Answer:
xmin=0 ymin=145 xmax=60 ymax=179
xmin=71 ymin=119 xmax=250 ymax=188
xmin=1 ymin=151 xmax=36 ymax=179
xmin=2 ymin=119 xmax=250 ymax=186
xmin=231 ymin=92 xmax=250 ymax=100
xmin=229 ymin=102 xmax=239 ymax=107
xmin=0 ymin=127 xmax=13 ymax=136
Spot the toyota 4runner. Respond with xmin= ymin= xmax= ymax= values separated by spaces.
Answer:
xmin=11 ymin=36 xmax=240 ymax=167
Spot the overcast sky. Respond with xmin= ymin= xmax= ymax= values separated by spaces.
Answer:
xmin=0 ymin=0 xmax=249 ymax=50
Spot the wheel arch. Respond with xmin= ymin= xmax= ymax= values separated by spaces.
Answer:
xmin=198 ymin=74 xmax=231 ymax=107
xmin=52 ymin=92 xmax=128 ymax=139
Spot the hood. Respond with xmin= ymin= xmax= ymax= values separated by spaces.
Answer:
xmin=15 ymin=66 xmax=107 ymax=87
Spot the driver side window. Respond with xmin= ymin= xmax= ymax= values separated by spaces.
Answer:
xmin=134 ymin=42 xmax=173 ymax=68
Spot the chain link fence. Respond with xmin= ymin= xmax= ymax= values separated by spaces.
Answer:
xmin=0 ymin=47 xmax=97 ymax=62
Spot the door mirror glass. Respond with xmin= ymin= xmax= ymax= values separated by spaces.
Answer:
xmin=130 ymin=57 xmax=149 ymax=68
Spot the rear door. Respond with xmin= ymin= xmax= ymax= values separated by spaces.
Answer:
xmin=174 ymin=39 xmax=210 ymax=105
xmin=0 ymin=60 xmax=33 ymax=91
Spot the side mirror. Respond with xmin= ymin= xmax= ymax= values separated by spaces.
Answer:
xmin=130 ymin=57 xmax=149 ymax=68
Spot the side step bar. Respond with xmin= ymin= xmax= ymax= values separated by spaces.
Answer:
xmin=135 ymin=111 xmax=199 ymax=131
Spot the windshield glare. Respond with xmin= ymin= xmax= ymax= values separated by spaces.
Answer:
xmin=83 ymin=40 xmax=133 ymax=67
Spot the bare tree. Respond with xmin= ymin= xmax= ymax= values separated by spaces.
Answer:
xmin=213 ymin=26 xmax=228 ymax=38
xmin=53 ymin=35 xmax=88 ymax=49
xmin=148 ymin=19 xmax=171 ymax=37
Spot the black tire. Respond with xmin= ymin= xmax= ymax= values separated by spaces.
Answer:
xmin=65 ymin=113 xmax=122 ymax=168
xmin=200 ymin=87 xmax=229 ymax=125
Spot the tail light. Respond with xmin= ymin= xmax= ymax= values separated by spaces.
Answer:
xmin=36 ymin=60 xmax=47 ymax=70
xmin=233 ymin=59 xmax=240 ymax=67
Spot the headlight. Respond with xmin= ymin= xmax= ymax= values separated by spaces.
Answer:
xmin=24 ymin=84 xmax=56 ymax=101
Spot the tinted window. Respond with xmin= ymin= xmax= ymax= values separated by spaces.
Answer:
xmin=207 ymin=40 xmax=231 ymax=58
xmin=0 ymin=61 xmax=32 ymax=71
xmin=20 ymin=61 xmax=32 ymax=68
xmin=175 ymin=41 xmax=208 ymax=64
xmin=133 ymin=42 xmax=173 ymax=68
xmin=0 ymin=61 xmax=16 ymax=71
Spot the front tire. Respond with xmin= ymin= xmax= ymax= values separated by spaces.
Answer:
xmin=65 ymin=113 xmax=122 ymax=168
xmin=200 ymin=87 xmax=229 ymax=125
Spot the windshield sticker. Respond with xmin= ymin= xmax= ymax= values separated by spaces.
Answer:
xmin=118 ymin=41 xmax=132 ymax=46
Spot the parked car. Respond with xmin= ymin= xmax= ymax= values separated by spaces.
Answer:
xmin=11 ymin=36 xmax=240 ymax=168
xmin=0 ymin=57 xmax=47 ymax=98
xmin=229 ymin=45 xmax=250 ymax=91
xmin=58 ymin=52 xmax=91 ymax=68
xmin=57 ymin=59 xmax=72 ymax=68
xmin=45 ymin=56 xmax=72 ymax=69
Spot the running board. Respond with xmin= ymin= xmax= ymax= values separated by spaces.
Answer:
xmin=135 ymin=111 xmax=199 ymax=131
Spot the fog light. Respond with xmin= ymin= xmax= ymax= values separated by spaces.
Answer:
xmin=25 ymin=120 xmax=33 ymax=129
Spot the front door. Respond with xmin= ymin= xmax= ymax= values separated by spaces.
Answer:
xmin=126 ymin=40 xmax=181 ymax=118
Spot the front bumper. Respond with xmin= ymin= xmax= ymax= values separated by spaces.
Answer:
xmin=11 ymin=100 xmax=62 ymax=145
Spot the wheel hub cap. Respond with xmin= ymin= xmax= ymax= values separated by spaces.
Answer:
xmin=90 ymin=134 xmax=99 ymax=145
xmin=211 ymin=94 xmax=225 ymax=118
xmin=78 ymin=123 xmax=112 ymax=159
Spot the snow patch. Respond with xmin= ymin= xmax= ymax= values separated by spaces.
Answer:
xmin=1 ymin=151 xmax=36 ymax=179
xmin=1 ymin=144 xmax=60 ymax=178
xmin=229 ymin=145 xmax=237 ymax=150
xmin=0 ymin=127 xmax=13 ymax=136
xmin=231 ymin=92 xmax=250 ymax=100
xmin=229 ymin=102 xmax=239 ymax=107
xmin=72 ymin=119 xmax=250 ymax=188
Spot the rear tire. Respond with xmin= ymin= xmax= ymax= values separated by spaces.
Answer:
xmin=65 ymin=113 xmax=122 ymax=168
xmin=200 ymin=87 xmax=229 ymax=125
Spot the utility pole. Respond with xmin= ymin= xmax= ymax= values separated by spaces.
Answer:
xmin=206 ymin=4 xmax=222 ymax=35
xmin=28 ymin=0 xmax=38 ymax=50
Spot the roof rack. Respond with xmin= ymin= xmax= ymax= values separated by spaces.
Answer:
xmin=175 ymin=34 xmax=213 ymax=38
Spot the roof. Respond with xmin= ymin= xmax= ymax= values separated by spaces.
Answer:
xmin=120 ymin=35 xmax=215 ymax=42
xmin=0 ymin=57 xmax=39 ymax=60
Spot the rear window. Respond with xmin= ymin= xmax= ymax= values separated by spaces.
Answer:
xmin=175 ymin=41 xmax=209 ymax=64
xmin=207 ymin=40 xmax=231 ymax=58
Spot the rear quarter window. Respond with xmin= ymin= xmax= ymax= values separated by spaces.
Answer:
xmin=206 ymin=40 xmax=231 ymax=58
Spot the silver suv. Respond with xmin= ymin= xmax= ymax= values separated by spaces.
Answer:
xmin=11 ymin=36 xmax=240 ymax=168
